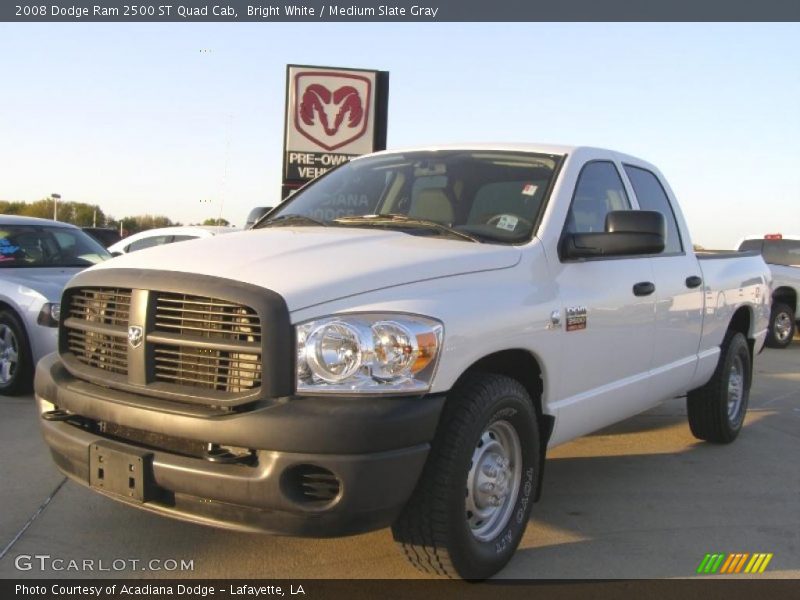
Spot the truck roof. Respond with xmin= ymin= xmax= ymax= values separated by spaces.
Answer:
xmin=356 ymin=143 xmax=657 ymax=170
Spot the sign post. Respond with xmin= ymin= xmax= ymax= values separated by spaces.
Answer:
xmin=282 ymin=64 xmax=389 ymax=200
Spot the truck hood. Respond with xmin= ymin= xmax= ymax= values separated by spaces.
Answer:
xmin=89 ymin=227 xmax=522 ymax=311
xmin=1 ymin=267 xmax=84 ymax=302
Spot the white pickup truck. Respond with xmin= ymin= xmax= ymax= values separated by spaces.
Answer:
xmin=738 ymin=235 xmax=799 ymax=348
xmin=35 ymin=144 xmax=770 ymax=579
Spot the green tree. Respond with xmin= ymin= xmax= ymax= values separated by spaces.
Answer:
xmin=0 ymin=198 xmax=107 ymax=226
xmin=202 ymin=218 xmax=230 ymax=226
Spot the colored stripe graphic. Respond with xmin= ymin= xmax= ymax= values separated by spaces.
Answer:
xmin=709 ymin=554 xmax=725 ymax=573
xmin=720 ymin=554 xmax=736 ymax=573
xmin=697 ymin=554 xmax=713 ymax=574
xmin=734 ymin=553 xmax=749 ymax=573
xmin=702 ymin=552 xmax=774 ymax=575
xmin=759 ymin=554 xmax=773 ymax=572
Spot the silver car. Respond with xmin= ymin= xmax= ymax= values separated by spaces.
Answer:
xmin=0 ymin=215 xmax=111 ymax=395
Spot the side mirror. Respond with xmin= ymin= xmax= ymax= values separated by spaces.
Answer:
xmin=561 ymin=210 xmax=666 ymax=259
xmin=110 ymin=251 xmax=123 ymax=257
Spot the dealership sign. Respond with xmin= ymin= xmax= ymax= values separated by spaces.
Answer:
xmin=282 ymin=65 xmax=389 ymax=198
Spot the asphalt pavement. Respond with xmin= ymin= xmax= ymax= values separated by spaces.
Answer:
xmin=1 ymin=346 xmax=798 ymax=579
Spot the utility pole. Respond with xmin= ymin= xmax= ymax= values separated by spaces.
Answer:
xmin=51 ymin=193 xmax=61 ymax=221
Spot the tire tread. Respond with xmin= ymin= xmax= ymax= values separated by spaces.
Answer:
xmin=392 ymin=373 xmax=532 ymax=578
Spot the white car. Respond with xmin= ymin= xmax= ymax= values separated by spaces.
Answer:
xmin=108 ymin=225 xmax=238 ymax=255
xmin=738 ymin=234 xmax=799 ymax=347
xmin=36 ymin=144 xmax=770 ymax=578
xmin=0 ymin=215 xmax=110 ymax=395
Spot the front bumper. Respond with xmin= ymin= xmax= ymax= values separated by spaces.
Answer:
xmin=35 ymin=353 xmax=445 ymax=536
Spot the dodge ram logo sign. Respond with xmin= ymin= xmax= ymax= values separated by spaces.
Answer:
xmin=128 ymin=325 xmax=143 ymax=349
xmin=295 ymin=73 xmax=370 ymax=151
xmin=283 ymin=65 xmax=389 ymax=197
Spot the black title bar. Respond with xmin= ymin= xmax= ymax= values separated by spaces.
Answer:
xmin=4 ymin=0 xmax=800 ymax=22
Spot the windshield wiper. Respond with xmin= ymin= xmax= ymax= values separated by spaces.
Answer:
xmin=333 ymin=213 xmax=481 ymax=243
xmin=257 ymin=214 xmax=327 ymax=228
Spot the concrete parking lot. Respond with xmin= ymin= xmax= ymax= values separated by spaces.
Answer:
xmin=1 ymin=346 xmax=798 ymax=579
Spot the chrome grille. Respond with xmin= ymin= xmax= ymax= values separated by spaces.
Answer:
xmin=62 ymin=286 xmax=263 ymax=398
xmin=154 ymin=293 xmax=261 ymax=343
xmin=69 ymin=287 xmax=131 ymax=327
xmin=66 ymin=329 xmax=128 ymax=375
xmin=152 ymin=292 xmax=262 ymax=393
xmin=153 ymin=344 xmax=262 ymax=392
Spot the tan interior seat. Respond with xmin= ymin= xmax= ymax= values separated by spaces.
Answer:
xmin=409 ymin=188 xmax=454 ymax=225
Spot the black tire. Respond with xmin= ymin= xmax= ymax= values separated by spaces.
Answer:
xmin=687 ymin=331 xmax=751 ymax=444
xmin=392 ymin=373 xmax=540 ymax=579
xmin=0 ymin=309 xmax=34 ymax=396
xmin=765 ymin=302 xmax=795 ymax=349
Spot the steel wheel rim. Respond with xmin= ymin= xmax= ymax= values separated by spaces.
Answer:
xmin=465 ymin=419 xmax=522 ymax=542
xmin=774 ymin=312 xmax=793 ymax=342
xmin=0 ymin=324 xmax=19 ymax=385
xmin=727 ymin=355 xmax=745 ymax=421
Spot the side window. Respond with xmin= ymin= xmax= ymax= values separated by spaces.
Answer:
xmin=763 ymin=240 xmax=800 ymax=266
xmin=738 ymin=239 xmax=764 ymax=253
xmin=170 ymin=235 xmax=198 ymax=243
xmin=566 ymin=161 xmax=630 ymax=233
xmin=624 ymin=165 xmax=683 ymax=254
xmin=128 ymin=235 xmax=171 ymax=252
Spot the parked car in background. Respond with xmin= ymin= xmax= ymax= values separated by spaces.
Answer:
xmin=82 ymin=227 xmax=122 ymax=248
xmin=738 ymin=234 xmax=799 ymax=347
xmin=0 ymin=215 xmax=110 ymax=394
xmin=245 ymin=206 xmax=274 ymax=229
xmin=107 ymin=225 xmax=238 ymax=255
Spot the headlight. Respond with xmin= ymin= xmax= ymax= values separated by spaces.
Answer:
xmin=37 ymin=302 xmax=61 ymax=327
xmin=296 ymin=313 xmax=443 ymax=395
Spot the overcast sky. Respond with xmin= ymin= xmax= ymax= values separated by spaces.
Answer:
xmin=1 ymin=22 xmax=798 ymax=247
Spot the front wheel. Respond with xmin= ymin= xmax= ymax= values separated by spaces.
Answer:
xmin=0 ymin=310 xmax=33 ymax=396
xmin=687 ymin=331 xmax=751 ymax=444
xmin=392 ymin=373 xmax=540 ymax=579
xmin=765 ymin=302 xmax=795 ymax=349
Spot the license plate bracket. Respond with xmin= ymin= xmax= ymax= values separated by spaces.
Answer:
xmin=89 ymin=440 xmax=154 ymax=502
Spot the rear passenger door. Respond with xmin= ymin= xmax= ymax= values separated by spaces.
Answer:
xmin=624 ymin=164 xmax=704 ymax=392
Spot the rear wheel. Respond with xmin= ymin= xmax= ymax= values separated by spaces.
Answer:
xmin=765 ymin=302 xmax=795 ymax=349
xmin=0 ymin=310 xmax=33 ymax=396
xmin=392 ymin=373 xmax=540 ymax=579
xmin=687 ymin=331 xmax=750 ymax=444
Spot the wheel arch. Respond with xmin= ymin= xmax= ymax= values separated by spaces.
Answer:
xmin=726 ymin=305 xmax=756 ymax=380
xmin=772 ymin=286 xmax=798 ymax=315
xmin=450 ymin=348 xmax=552 ymax=501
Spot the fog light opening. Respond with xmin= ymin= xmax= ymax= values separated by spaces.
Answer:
xmin=281 ymin=464 xmax=342 ymax=508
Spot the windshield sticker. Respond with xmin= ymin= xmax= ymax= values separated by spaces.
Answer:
xmin=522 ymin=183 xmax=538 ymax=196
xmin=566 ymin=306 xmax=588 ymax=332
xmin=413 ymin=162 xmax=447 ymax=176
xmin=495 ymin=215 xmax=518 ymax=231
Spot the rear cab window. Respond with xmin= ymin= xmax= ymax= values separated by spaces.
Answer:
xmin=751 ymin=239 xmax=800 ymax=266
xmin=624 ymin=165 xmax=683 ymax=254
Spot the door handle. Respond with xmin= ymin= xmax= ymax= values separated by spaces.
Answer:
xmin=633 ymin=282 xmax=656 ymax=297
xmin=685 ymin=275 xmax=703 ymax=289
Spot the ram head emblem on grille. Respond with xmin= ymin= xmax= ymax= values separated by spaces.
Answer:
xmin=128 ymin=325 xmax=143 ymax=349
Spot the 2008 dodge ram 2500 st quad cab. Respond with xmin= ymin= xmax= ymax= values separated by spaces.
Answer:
xmin=36 ymin=144 xmax=770 ymax=579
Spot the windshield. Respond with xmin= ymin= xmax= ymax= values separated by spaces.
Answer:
xmin=259 ymin=150 xmax=562 ymax=243
xmin=0 ymin=224 xmax=112 ymax=268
